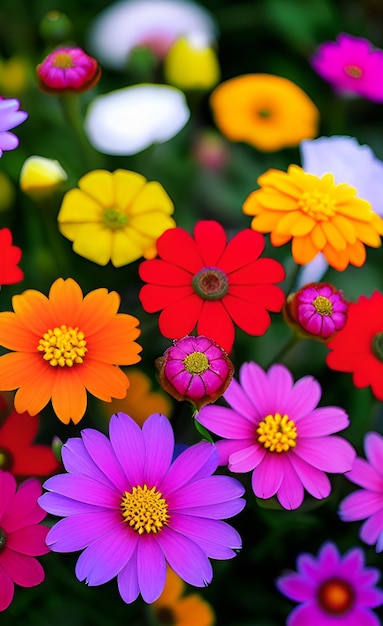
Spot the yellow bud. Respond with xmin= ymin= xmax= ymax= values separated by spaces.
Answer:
xmin=163 ymin=35 xmax=220 ymax=91
xmin=0 ymin=171 xmax=15 ymax=212
xmin=20 ymin=156 xmax=68 ymax=197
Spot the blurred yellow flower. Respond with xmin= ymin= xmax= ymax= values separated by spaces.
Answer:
xmin=152 ymin=567 xmax=215 ymax=626
xmin=0 ymin=172 xmax=15 ymax=212
xmin=243 ymin=165 xmax=383 ymax=270
xmin=58 ymin=169 xmax=176 ymax=266
xmin=103 ymin=367 xmax=173 ymax=426
xmin=164 ymin=35 xmax=220 ymax=90
xmin=20 ymin=156 xmax=68 ymax=196
xmin=210 ymin=74 xmax=319 ymax=152
xmin=0 ymin=56 xmax=30 ymax=95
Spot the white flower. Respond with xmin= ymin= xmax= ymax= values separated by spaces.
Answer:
xmin=84 ymin=84 xmax=190 ymax=155
xmin=87 ymin=0 xmax=217 ymax=70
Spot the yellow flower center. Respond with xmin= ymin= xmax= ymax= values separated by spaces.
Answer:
xmin=257 ymin=413 xmax=297 ymax=453
xmin=317 ymin=578 xmax=355 ymax=615
xmin=183 ymin=352 xmax=209 ymax=375
xmin=103 ymin=208 xmax=128 ymax=230
xmin=52 ymin=52 xmax=75 ymax=69
xmin=37 ymin=325 xmax=87 ymax=367
xmin=121 ymin=484 xmax=170 ymax=534
xmin=257 ymin=108 xmax=272 ymax=118
xmin=344 ymin=65 xmax=363 ymax=78
xmin=313 ymin=295 xmax=333 ymax=315
xmin=298 ymin=190 xmax=336 ymax=221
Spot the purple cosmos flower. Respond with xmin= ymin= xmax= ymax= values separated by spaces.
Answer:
xmin=38 ymin=412 xmax=245 ymax=603
xmin=311 ymin=33 xmax=383 ymax=102
xmin=196 ymin=362 xmax=356 ymax=510
xmin=276 ymin=541 xmax=383 ymax=626
xmin=0 ymin=98 xmax=28 ymax=157
xmin=339 ymin=432 xmax=383 ymax=552
xmin=284 ymin=282 xmax=349 ymax=340
xmin=156 ymin=335 xmax=234 ymax=410
xmin=36 ymin=47 xmax=101 ymax=94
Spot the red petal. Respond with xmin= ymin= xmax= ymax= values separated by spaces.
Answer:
xmin=139 ymin=285 xmax=194 ymax=313
xmin=219 ymin=229 xmax=266 ymax=273
xmin=139 ymin=259 xmax=192 ymax=285
xmin=228 ymin=285 xmax=285 ymax=312
xmin=223 ymin=294 xmax=272 ymax=336
xmin=197 ymin=301 xmax=235 ymax=353
xmin=0 ymin=228 xmax=23 ymax=285
xmin=156 ymin=228 xmax=203 ymax=272
xmin=158 ymin=295 xmax=203 ymax=338
xmin=229 ymin=257 xmax=285 ymax=284
xmin=193 ymin=221 xmax=227 ymax=265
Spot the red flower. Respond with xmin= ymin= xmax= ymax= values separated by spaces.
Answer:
xmin=139 ymin=220 xmax=285 ymax=352
xmin=326 ymin=291 xmax=383 ymax=400
xmin=0 ymin=401 xmax=60 ymax=478
xmin=0 ymin=228 xmax=23 ymax=285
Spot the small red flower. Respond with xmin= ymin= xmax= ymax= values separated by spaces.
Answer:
xmin=326 ymin=291 xmax=383 ymax=400
xmin=139 ymin=220 xmax=285 ymax=352
xmin=0 ymin=228 xmax=23 ymax=285
xmin=0 ymin=400 xmax=60 ymax=478
xmin=36 ymin=47 xmax=101 ymax=94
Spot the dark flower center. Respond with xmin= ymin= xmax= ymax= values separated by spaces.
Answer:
xmin=317 ymin=577 xmax=355 ymax=615
xmin=0 ymin=448 xmax=13 ymax=472
xmin=155 ymin=607 xmax=176 ymax=625
xmin=344 ymin=64 xmax=363 ymax=78
xmin=192 ymin=267 xmax=229 ymax=301
xmin=257 ymin=108 xmax=272 ymax=118
xmin=372 ymin=332 xmax=383 ymax=362
xmin=0 ymin=528 xmax=7 ymax=552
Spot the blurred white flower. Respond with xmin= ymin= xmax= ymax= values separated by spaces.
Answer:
xmin=84 ymin=84 xmax=190 ymax=155
xmin=87 ymin=0 xmax=217 ymax=70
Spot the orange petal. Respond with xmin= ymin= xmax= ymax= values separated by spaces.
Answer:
xmin=78 ymin=289 xmax=121 ymax=336
xmin=78 ymin=360 xmax=130 ymax=402
xmin=88 ymin=315 xmax=142 ymax=364
xmin=0 ymin=312 xmax=37 ymax=351
xmin=322 ymin=243 xmax=350 ymax=271
xmin=12 ymin=289 xmax=53 ymax=336
xmin=49 ymin=278 xmax=84 ymax=324
xmin=291 ymin=235 xmax=319 ymax=265
xmin=51 ymin=367 xmax=87 ymax=425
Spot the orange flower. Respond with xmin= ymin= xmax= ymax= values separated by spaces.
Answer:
xmin=0 ymin=278 xmax=142 ymax=424
xmin=101 ymin=367 xmax=173 ymax=426
xmin=243 ymin=165 xmax=383 ymax=270
xmin=152 ymin=567 xmax=215 ymax=626
xmin=210 ymin=74 xmax=319 ymax=151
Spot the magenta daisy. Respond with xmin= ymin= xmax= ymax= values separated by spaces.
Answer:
xmin=36 ymin=47 xmax=101 ymax=94
xmin=155 ymin=335 xmax=234 ymax=410
xmin=196 ymin=362 xmax=356 ymax=510
xmin=311 ymin=33 xmax=383 ymax=103
xmin=276 ymin=541 xmax=383 ymax=626
xmin=0 ymin=471 xmax=50 ymax=611
xmin=0 ymin=98 xmax=28 ymax=157
xmin=339 ymin=431 xmax=383 ymax=552
xmin=38 ymin=412 xmax=245 ymax=604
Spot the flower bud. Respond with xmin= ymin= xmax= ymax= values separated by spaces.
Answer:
xmin=20 ymin=155 xmax=68 ymax=197
xmin=36 ymin=47 xmax=101 ymax=94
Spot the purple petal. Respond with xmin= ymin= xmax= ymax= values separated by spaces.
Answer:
xmin=345 ymin=457 xmax=383 ymax=491
xmin=215 ymin=439 xmax=251 ymax=466
xmin=359 ymin=510 xmax=383 ymax=546
xmin=61 ymin=437 xmax=114 ymax=486
xmin=157 ymin=527 xmax=213 ymax=587
xmin=196 ymin=405 xmax=256 ymax=438
xmin=42 ymin=474 xmax=119 ymax=508
xmin=287 ymin=602 xmax=329 ymax=626
xmin=365 ymin=432 xmax=383 ymax=477
xmin=38 ymin=492 xmax=103 ymax=517
xmin=170 ymin=513 xmax=242 ymax=558
xmin=117 ymin=552 xmax=140 ymax=604
xmin=177 ymin=498 xmax=245 ymax=519
xmin=75 ymin=525 xmax=138 ymax=585
xmin=81 ymin=429 xmax=129 ymax=492
xmin=168 ymin=475 xmax=245 ymax=511
xmin=160 ymin=442 xmax=218 ymax=495
xmin=296 ymin=406 xmax=349 ymax=436
xmin=317 ymin=542 xmax=341 ymax=574
xmin=251 ymin=454 xmax=284 ymax=499
xmin=45 ymin=510 xmax=122 ymax=552
xmin=0 ymin=132 xmax=19 ymax=151
xmin=142 ymin=413 xmax=174 ymax=485
xmin=109 ymin=412 xmax=145 ymax=486
xmin=136 ymin=536 xmax=166 ymax=603
xmin=339 ymin=490 xmax=383 ymax=521
xmin=276 ymin=572 xmax=315 ymax=602
xmin=290 ymin=455 xmax=331 ymax=500
xmin=294 ymin=436 xmax=356 ymax=472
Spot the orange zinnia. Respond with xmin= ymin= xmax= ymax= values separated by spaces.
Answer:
xmin=0 ymin=278 xmax=142 ymax=424
xmin=243 ymin=165 xmax=383 ymax=270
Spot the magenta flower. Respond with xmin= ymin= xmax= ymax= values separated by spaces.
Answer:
xmin=284 ymin=282 xmax=349 ymax=340
xmin=196 ymin=362 xmax=356 ymax=510
xmin=36 ymin=47 xmax=101 ymax=94
xmin=339 ymin=432 xmax=383 ymax=552
xmin=311 ymin=33 xmax=383 ymax=103
xmin=38 ymin=412 xmax=245 ymax=603
xmin=0 ymin=98 xmax=28 ymax=157
xmin=0 ymin=471 xmax=50 ymax=611
xmin=155 ymin=335 xmax=234 ymax=410
xmin=276 ymin=541 xmax=383 ymax=626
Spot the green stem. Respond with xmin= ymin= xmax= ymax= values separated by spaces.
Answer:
xmin=59 ymin=93 xmax=102 ymax=170
xmin=265 ymin=332 xmax=300 ymax=368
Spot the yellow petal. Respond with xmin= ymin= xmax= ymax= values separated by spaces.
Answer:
xmin=79 ymin=170 xmax=115 ymax=207
xmin=58 ymin=188 xmax=102 ymax=223
xmin=20 ymin=156 xmax=67 ymax=192
xmin=130 ymin=181 xmax=174 ymax=216
xmin=113 ymin=169 xmax=147 ymax=209
xmin=110 ymin=230 xmax=145 ymax=267
xmin=69 ymin=224 xmax=113 ymax=265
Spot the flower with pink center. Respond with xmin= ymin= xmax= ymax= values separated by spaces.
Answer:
xmin=311 ymin=33 xmax=383 ymax=103
xmin=196 ymin=362 xmax=356 ymax=510
xmin=276 ymin=541 xmax=383 ymax=626
xmin=0 ymin=98 xmax=28 ymax=157
xmin=339 ymin=431 xmax=383 ymax=553
xmin=156 ymin=335 xmax=234 ymax=410
xmin=284 ymin=282 xmax=349 ymax=340
xmin=0 ymin=471 xmax=50 ymax=611
xmin=36 ymin=47 xmax=101 ymax=94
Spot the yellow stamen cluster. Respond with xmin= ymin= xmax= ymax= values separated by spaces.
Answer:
xmin=313 ymin=295 xmax=333 ymax=316
xmin=257 ymin=413 xmax=297 ymax=453
xmin=121 ymin=484 xmax=170 ymax=535
xmin=37 ymin=325 xmax=87 ymax=367
xmin=298 ymin=190 xmax=335 ymax=221
xmin=344 ymin=65 xmax=363 ymax=78
xmin=183 ymin=351 xmax=209 ymax=375
xmin=52 ymin=52 xmax=74 ymax=69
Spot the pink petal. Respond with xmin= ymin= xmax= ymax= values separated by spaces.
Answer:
xmin=289 ymin=455 xmax=331 ymax=500
xmin=276 ymin=457 xmax=305 ymax=510
xmin=196 ymin=405 xmax=256 ymax=439
xmin=228 ymin=443 xmax=266 ymax=473
xmin=80 ymin=429 xmax=129 ymax=492
xmin=296 ymin=407 xmax=349 ymax=436
xmin=0 ymin=550 xmax=45 ymax=587
xmin=223 ymin=373 xmax=260 ymax=420
xmin=0 ymin=566 xmax=14 ymax=611
xmin=360 ymin=510 xmax=383 ymax=546
xmin=2 ymin=478 xmax=45 ymax=531
xmin=0 ymin=472 xmax=16 ymax=519
xmin=365 ymin=432 xmax=383 ymax=477
xmin=339 ymin=490 xmax=383 ymax=521
xmin=286 ymin=376 xmax=322 ymax=420
xmin=346 ymin=457 xmax=383 ymax=491
xmin=294 ymin=436 xmax=356 ymax=472
xmin=251 ymin=453 xmax=284 ymax=499
xmin=136 ymin=535 xmax=166 ymax=603
xmin=276 ymin=572 xmax=315 ymax=602
xmin=6 ymin=525 xmax=49 ymax=556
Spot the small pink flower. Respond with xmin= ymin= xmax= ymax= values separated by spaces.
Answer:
xmin=36 ymin=47 xmax=101 ymax=94
xmin=0 ymin=471 xmax=50 ymax=611
xmin=311 ymin=33 xmax=383 ymax=103
xmin=284 ymin=282 xmax=349 ymax=340
xmin=156 ymin=335 xmax=234 ymax=410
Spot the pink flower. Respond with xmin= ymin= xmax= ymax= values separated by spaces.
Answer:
xmin=36 ymin=47 xmax=101 ymax=94
xmin=276 ymin=541 xmax=383 ymax=626
xmin=0 ymin=471 xmax=50 ymax=611
xmin=196 ymin=362 xmax=356 ymax=510
xmin=311 ymin=33 xmax=383 ymax=103
xmin=339 ymin=432 xmax=383 ymax=552
xmin=0 ymin=98 xmax=28 ymax=157
xmin=155 ymin=335 xmax=234 ymax=410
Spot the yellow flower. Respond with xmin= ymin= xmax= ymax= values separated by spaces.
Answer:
xmin=58 ymin=169 xmax=176 ymax=266
xmin=20 ymin=156 xmax=68 ymax=196
xmin=152 ymin=567 xmax=215 ymax=626
xmin=0 ymin=56 xmax=30 ymax=95
xmin=101 ymin=367 xmax=173 ymax=426
xmin=243 ymin=165 xmax=383 ymax=270
xmin=164 ymin=35 xmax=220 ymax=90
xmin=210 ymin=74 xmax=319 ymax=151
